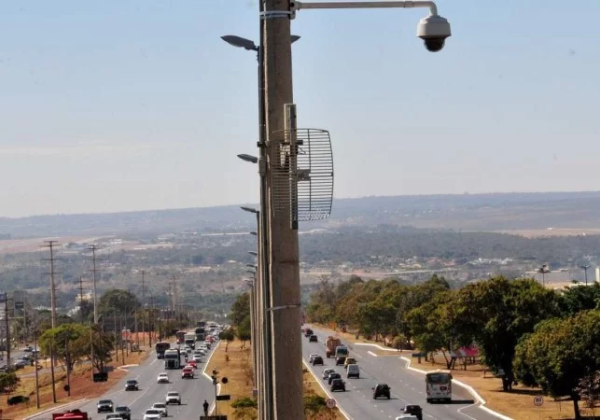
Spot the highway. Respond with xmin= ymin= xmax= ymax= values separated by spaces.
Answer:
xmin=27 ymin=342 xmax=217 ymax=420
xmin=303 ymin=325 xmax=504 ymax=420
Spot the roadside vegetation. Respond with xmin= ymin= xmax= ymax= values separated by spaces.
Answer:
xmin=306 ymin=274 xmax=600 ymax=419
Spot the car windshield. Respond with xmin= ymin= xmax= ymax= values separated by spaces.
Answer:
xmin=154 ymin=403 xmax=166 ymax=408
xmin=127 ymin=380 xmax=137 ymax=383
xmin=116 ymin=406 xmax=128 ymax=411
xmin=168 ymin=392 xmax=179 ymax=396
xmin=99 ymin=400 xmax=112 ymax=404
xmin=146 ymin=409 xmax=160 ymax=414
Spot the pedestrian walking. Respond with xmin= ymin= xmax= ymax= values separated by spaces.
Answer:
xmin=203 ymin=399 xmax=209 ymax=416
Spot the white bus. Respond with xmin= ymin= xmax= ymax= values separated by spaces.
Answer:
xmin=425 ymin=370 xmax=452 ymax=403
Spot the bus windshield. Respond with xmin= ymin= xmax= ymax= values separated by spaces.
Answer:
xmin=426 ymin=373 xmax=451 ymax=384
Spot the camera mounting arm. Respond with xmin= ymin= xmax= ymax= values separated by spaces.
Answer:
xmin=290 ymin=1 xmax=439 ymax=16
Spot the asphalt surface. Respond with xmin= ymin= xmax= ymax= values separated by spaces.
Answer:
xmin=303 ymin=325 xmax=503 ymax=420
xmin=27 ymin=342 xmax=217 ymax=420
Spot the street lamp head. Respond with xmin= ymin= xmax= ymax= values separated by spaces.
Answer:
xmin=417 ymin=14 xmax=451 ymax=52
xmin=250 ymin=231 xmax=257 ymax=236
xmin=291 ymin=35 xmax=301 ymax=44
xmin=221 ymin=35 xmax=258 ymax=51
xmin=237 ymin=154 xmax=258 ymax=164
xmin=246 ymin=264 xmax=257 ymax=269
xmin=248 ymin=251 xmax=258 ymax=257
xmin=240 ymin=206 xmax=259 ymax=214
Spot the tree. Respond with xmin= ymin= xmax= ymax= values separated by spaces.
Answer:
xmin=559 ymin=282 xmax=600 ymax=316
xmin=98 ymin=289 xmax=140 ymax=318
xmin=219 ymin=329 xmax=235 ymax=352
xmin=406 ymin=290 xmax=456 ymax=366
xmin=39 ymin=323 xmax=88 ymax=373
xmin=229 ymin=293 xmax=250 ymax=327
xmin=514 ymin=311 xmax=600 ymax=419
xmin=236 ymin=315 xmax=252 ymax=349
xmin=73 ymin=325 xmax=114 ymax=373
xmin=449 ymin=277 xmax=559 ymax=391
xmin=0 ymin=372 xmax=20 ymax=394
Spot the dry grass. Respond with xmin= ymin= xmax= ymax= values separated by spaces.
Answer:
xmin=3 ymin=344 xmax=150 ymax=420
xmin=206 ymin=339 xmax=344 ymax=420
xmin=206 ymin=339 xmax=255 ymax=418
xmin=310 ymin=324 xmax=590 ymax=420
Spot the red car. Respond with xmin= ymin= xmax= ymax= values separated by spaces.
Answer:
xmin=181 ymin=367 xmax=194 ymax=379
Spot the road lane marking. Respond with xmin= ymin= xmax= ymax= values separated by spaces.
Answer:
xmin=368 ymin=351 xmax=378 ymax=357
xmin=457 ymin=403 xmax=479 ymax=420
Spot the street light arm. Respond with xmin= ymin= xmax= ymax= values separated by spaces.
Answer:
xmin=292 ymin=0 xmax=438 ymax=15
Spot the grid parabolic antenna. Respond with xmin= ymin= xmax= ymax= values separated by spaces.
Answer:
xmin=272 ymin=128 xmax=334 ymax=223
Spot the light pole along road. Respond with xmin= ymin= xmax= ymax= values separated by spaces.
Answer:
xmin=303 ymin=325 xmax=507 ymax=420
xmin=258 ymin=1 xmax=451 ymax=419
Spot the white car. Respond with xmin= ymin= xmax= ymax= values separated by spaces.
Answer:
xmin=156 ymin=373 xmax=169 ymax=384
xmin=322 ymin=368 xmax=336 ymax=380
xmin=143 ymin=409 xmax=162 ymax=420
xmin=165 ymin=391 xmax=181 ymax=405
xmin=152 ymin=402 xmax=168 ymax=417
xmin=193 ymin=355 xmax=203 ymax=363
xmin=195 ymin=349 xmax=206 ymax=356
xmin=309 ymin=353 xmax=320 ymax=363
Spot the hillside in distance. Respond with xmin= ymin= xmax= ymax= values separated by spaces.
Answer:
xmin=2 ymin=191 xmax=600 ymax=238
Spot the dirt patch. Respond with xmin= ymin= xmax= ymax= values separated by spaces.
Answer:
xmin=4 ymin=345 xmax=150 ymax=419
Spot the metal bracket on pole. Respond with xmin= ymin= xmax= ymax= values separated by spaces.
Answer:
xmin=266 ymin=304 xmax=301 ymax=312
xmin=260 ymin=10 xmax=295 ymax=20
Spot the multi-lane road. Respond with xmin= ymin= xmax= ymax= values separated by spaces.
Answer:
xmin=27 ymin=343 xmax=217 ymax=420
xmin=302 ymin=325 xmax=505 ymax=420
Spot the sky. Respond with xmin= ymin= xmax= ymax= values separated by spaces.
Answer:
xmin=1 ymin=0 xmax=599 ymax=218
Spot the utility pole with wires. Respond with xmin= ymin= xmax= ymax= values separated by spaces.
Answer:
xmin=42 ymin=240 xmax=59 ymax=404
xmin=79 ymin=276 xmax=86 ymax=324
xmin=88 ymin=245 xmax=100 ymax=325
xmin=141 ymin=270 xmax=146 ymax=346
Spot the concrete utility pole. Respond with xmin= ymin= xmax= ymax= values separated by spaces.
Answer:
xmin=263 ymin=1 xmax=304 ymax=418
xmin=79 ymin=276 xmax=85 ymax=324
xmin=89 ymin=245 xmax=100 ymax=325
xmin=42 ymin=240 xmax=58 ymax=404
xmin=3 ymin=294 xmax=11 ymax=368
xmin=141 ymin=270 xmax=146 ymax=345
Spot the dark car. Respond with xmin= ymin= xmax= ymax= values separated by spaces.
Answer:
xmin=312 ymin=356 xmax=324 ymax=366
xmin=114 ymin=405 xmax=132 ymax=420
xmin=328 ymin=372 xmax=342 ymax=385
xmin=309 ymin=334 xmax=318 ymax=343
xmin=330 ymin=378 xmax=346 ymax=392
xmin=124 ymin=379 xmax=139 ymax=391
xmin=403 ymin=404 xmax=423 ymax=420
xmin=304 ymin=328 xmax=314 ymax=337
xmin=7 ymin=395 xmax=29 ymax=405
xmin=373 ymin=383 xmax=391 ymax=400
xmin=335 ymin=356 xmax=347 ymax=366
xmin=97 ymin=399 xmax=114 ymax=413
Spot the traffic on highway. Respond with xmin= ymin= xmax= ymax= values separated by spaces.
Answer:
xmin=26 ymin=323 xmax=223 ymax=420
xmin=302 ymin=325 xmax=502 ymax=420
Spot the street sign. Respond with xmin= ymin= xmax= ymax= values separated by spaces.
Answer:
xmin=533 ymin=395 xmax=544 ymax=406
xmin=326 ymin=398 xmax=336 ymax=409
xmin=14 ymin=301 xmax=24 ymax=310
xmin=216 ymin=394 xmax=231 ymax=401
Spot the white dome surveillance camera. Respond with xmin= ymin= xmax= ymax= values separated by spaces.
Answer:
xmin=417 ymin=14 xmax=451 ymax=52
